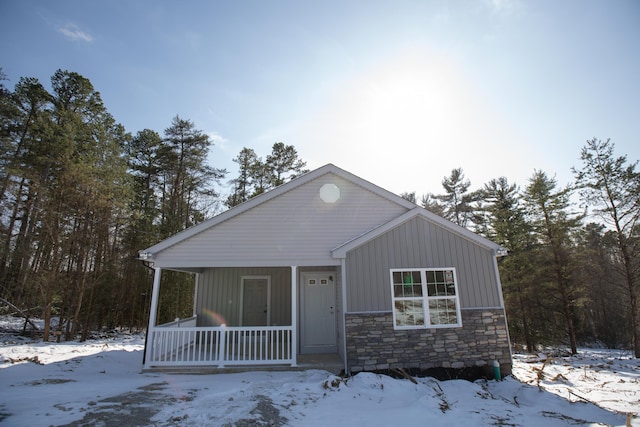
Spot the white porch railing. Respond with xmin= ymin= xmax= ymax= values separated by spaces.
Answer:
xmin=159 ymin=315 xmax=198 ymax=328
xmin=146 ymin=325 xmax=294 ymax=367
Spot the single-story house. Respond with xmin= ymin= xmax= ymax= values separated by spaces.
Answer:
xmin=139 ymin=164 xmax=512 ymax=375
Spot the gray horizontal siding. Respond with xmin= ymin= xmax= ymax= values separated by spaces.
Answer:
xmin=153 ymin=173 xmax=408 ymax=268
xmin=345 ymin=217 xmax=501 ymax=312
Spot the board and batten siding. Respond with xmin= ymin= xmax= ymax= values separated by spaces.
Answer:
xmin=151 ymin=173 xmax=409 ymax=268
xmin=196 ymin=267 xmax=292 ymax=327
xmin=345 ymin=217 xmax=501 ymax=312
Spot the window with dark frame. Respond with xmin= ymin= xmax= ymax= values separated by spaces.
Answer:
xmin=390 ymin=268 xmax=462 ymax=329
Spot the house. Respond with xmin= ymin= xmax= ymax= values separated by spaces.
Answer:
xmin=139 ymin=164 xmax=512 ymax=376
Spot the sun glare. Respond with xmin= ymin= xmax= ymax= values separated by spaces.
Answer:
xmin=359 ymin=58 xmax=456 ymax=144
xmin=299 ymin=49 xmax=532 ymax=194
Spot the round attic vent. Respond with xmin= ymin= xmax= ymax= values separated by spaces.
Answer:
xmin=320 ymin=183 xmax=340 ymax=203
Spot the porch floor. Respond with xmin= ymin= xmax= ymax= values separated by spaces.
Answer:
xmin=143 ymin=352 xmax=344 ymax=375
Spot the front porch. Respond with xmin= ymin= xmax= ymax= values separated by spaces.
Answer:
xmin=143 ymin=321 xmax=342 ymax=373
xmin=142 ymin=265 xmax=344 ymax=373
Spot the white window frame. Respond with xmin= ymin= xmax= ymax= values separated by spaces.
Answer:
xmin=389 ymin=268 xmax=462 ymax=330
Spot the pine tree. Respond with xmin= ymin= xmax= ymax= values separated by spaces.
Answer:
xmin=400 ymin=191 xmax=417 ymax=204
xmin=524 ymin=170 xmax=583 ymax=354
xmin=482 ymin=177 xmax=538 ymax=351
xmin=0 ymin=70 xmax=134 ymax=340
xmin=573 ymin=138 xmax=640 ymax=357
xmin=155 ymin=116 xmax=226 ymax=323
xmin=226 ymin=147 xmax=259 ymax=208
xmin=0 ymin=76 xmax=51 ymax=305
xmin=433 ymin=168 xmax=481 ymax=228
xmin=159 ymin=115 xmax=226 ymax=236
xmin=227 ymin=143 xmax=308 ymax=204
xmin=420 ymin=193 xmax=446 ymax=217
xmin=573 ymin=223 xmax=627 ymax=347
xmin=112 ymin=129 xmax=164 ymax=331
xmin=265 ymin=142 xmax=308 ymax=187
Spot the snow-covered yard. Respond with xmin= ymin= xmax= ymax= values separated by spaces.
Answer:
xmin=0 ymin=317 xmax=638 ymax=426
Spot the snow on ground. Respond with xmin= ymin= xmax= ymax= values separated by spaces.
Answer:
xmin=513 ymin=350 xmax=640 ymax=418
xmin=0 ymin=316 xmax=638 ymax=426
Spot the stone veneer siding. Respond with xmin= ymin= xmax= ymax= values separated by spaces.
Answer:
xmin=345 ymin=309 xmax=511 ymax=375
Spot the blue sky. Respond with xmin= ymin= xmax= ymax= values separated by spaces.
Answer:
xmin=1 ymin=0 xmax=638 ymax=197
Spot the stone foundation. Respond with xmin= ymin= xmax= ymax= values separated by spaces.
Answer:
xmin=345 ymin=309 xmax=511 ymax=376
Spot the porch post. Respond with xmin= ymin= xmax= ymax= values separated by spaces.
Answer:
xmin=148 ymin=267 xmax=162 ymax=329
xmin=291 ymin=265 xmax=297 ymax=367
xmin=340 ymin=258 xmax=349 ymax=375
xmin=193 ymin=272 xmax=199 ymax=317
xmin=143 ymin=267 xmax=161 ymax=368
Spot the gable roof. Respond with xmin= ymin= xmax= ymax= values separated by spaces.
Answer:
xmin=140 ymin=163 xmax=417 ymax=258
xmin=331 ymin=207 xmax=507 ymax=259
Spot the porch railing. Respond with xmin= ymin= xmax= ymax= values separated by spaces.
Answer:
xmin=145 ymin=325 xmax=294 ymax=367
xmin=159 ymin=315 xmax=197 ymax=328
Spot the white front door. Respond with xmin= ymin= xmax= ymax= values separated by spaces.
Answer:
xmin=300 ymin=273 xmax=337 ymax=354
xmin=241 ymin=276 xmax=270 ymax=326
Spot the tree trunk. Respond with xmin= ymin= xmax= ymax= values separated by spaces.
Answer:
xmin=630 ymin=285 xmax=640 ymax=358
xmin=0 ymin=177 xmax=27 ymax=287
xmin=515 ymin=281 xmax=535 ymax=352
xmin=547 ymin=210 xmax=579 ymax=354
xmin=81 ymin=274 xmax=97 ymax=342
xmin=42 ymin=289 xmax=52 ymax=342
xmin=69 ymin=219 xmax=93 ymax=340
xmin=561 ymin=286 xmax=578 ymax=355
xmin=618 ymin=236 xmax=640 ymax=358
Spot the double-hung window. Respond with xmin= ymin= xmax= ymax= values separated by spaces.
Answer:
xmin=390 ymin=268 xmax=462 ymax=329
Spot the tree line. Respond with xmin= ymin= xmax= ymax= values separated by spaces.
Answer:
xmin=1 ymin=69 xmax=638 ymax=357
xmin=0 ymin=69 xmax=305 ymax=340
xmin=401 ymin=139 xmax=640 ymax=357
